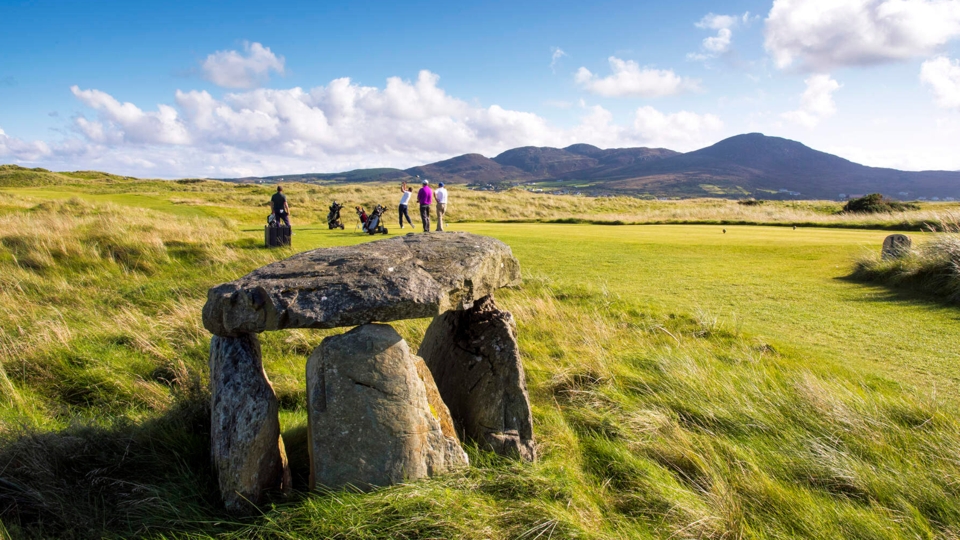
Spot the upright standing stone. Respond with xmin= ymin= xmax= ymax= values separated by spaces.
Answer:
xmin=306 ymin=324 xmax=468 ymax=490
xmin=209 ymin=334 xmax=291 ymax=512
xmin=882 ymin=234 xmax=912 ymax=260
xmin=418 ymin=296 xmax=536 ymax=461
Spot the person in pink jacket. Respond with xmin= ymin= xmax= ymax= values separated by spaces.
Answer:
xmin=417 ymin=179 xmax=433 ymax=232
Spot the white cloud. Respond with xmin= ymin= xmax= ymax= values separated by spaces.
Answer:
xmin=921 ymin=56 xmax=960 ymax=109
xmin=631 ymin=106 xmax=724 ymax=148
xmin=201 ymin=42 xmax=285 ymax=89
xmin=0 ymin=71 xmax=728 ymax=177
xmin=550 ymin=47 xmax=567 ymax=73
xmin=781 ymin=73 xmax=842 ymax=127
xmin=575 ymin=57 xmax=700 ymax=97
xmin=688 ymin=12 xmax=755 ymax=61
xmin=765 ymin=0 xmax=960 ymax=71
xmin=703 ymin=28 xmax=734 ymax=54
xmin=70 ymin=85 xmax=191 ymax=144
xmin=0 ymin=127 xmax=52 ymax=161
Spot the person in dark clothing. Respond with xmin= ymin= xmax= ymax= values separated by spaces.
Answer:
xmin=271 ymin=186 xmax=291 ymax=227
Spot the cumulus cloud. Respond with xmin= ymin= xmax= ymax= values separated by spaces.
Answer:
xmin=765 ymin=0 xmax=960 ymax=71
xmin=201 ymin=42 xmax=285 ymax=89
xmin=0 ymin=70 xmax=727 ymax=177
xmin=575 ymin=57 xmax=700 ymax=97
xmin=781 ymin=74 xmax=842 ymax=127
xmin=550 ymin=47 xmax=567 ymax=73
xmin=921 ymin=56 xmax=960 ymax=109
xmin=690 ymin=12 xmax=753 ymax=60
xmin=632 ymin=106 xmax=724 ymax=147
xmin=0 ymin=127 xmax=52 ymax=161
xmin=70 ymin=85 xmax=191 ymax=144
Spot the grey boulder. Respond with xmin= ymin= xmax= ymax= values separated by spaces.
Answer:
xmin=209 ymin=334 xmax=291 ymax=512
xmin=882 ymin=234 xmax=912 ymax=260
xmin=203 ymin=232 xmax=521 ymax=336
xmin=418 ymin=296 xmax=536 ymax=461
xmin=306 ymin=324 xmax=468 ymax=490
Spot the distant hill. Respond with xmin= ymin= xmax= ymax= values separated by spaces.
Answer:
xmin=215 ymin=133 xmax=960 ymax=199
xmin=0 ymin=164 xmax=140 ymax=187
xmin=399 ymin=144 xmax=680 ymax=186
xmin=229 ymin=168 xmax=408 ymax=184
xmin=491 ymin=146 xmax=599 ymax=176
xmin=586 ymin=134 xmax=960 ymax=199
xmin=404 ymin=154 xmax=533 ymax=184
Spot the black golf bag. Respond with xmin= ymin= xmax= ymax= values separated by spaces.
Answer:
xmin=362 ymin=204 xmax=389 ymax=235
xmin=327 ymin=201 xmax=345 ymax=229
xmin=265 ymin=213 xmax=291 ymax=247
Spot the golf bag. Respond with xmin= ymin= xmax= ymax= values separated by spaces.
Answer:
xmin=327 ymin=201 xmax=345 ymax=229
xmin=265 ymin=213 xmax=291 ymax=247
xmin=362 ymin=204 xmax=389 ymax=235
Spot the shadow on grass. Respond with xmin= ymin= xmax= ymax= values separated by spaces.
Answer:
xmin=0 ymin=396 xmax=243 ymax=539
xmin=836 ymin=274 xmax=960 ymax=315
xmin=223 ymin=237 xmax=265 ymax=250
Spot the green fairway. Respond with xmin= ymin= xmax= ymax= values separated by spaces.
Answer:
xmin=279 ymin=222 xmax=958 ymax=392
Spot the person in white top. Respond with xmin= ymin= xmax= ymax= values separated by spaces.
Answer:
xmin=398 ymin=182 xmax=414 ymax=229
xmin=434 ymin=182 xmax=449 ymax=231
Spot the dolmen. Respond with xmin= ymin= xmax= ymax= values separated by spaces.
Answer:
xmin=202 ymin=232 xmax=536 ymax=512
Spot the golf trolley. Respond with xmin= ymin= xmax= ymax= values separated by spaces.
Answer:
xmin=360 ymin=204 xmax=389 ymax=235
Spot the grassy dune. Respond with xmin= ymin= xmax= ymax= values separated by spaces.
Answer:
xmin=2 ymin=168 xmax=960 ymax=538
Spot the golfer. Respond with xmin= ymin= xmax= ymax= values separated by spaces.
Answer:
xmin=434 ymin=182 xmax=448 ymax=231
xmin=417 ymin=179 xmax=433 ymax=232
xmin=398 ymin=182 xmax=414 ymax=229
xmin=271 ymin=186 xmax=291 ymax=227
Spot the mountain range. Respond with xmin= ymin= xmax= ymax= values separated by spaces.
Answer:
xmin=224 ymin=134 xmax=960 ymax=200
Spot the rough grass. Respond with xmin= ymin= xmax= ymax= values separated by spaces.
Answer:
xmin=852 ymin=228 xmax=960 ymax=303
xmin=2 ymin=179 xmax=960 ymax=538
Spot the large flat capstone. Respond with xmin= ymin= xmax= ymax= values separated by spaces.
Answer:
xmin=203 ymin=232 xmax=521 ymax=336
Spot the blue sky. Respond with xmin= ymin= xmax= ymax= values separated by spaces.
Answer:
xmin=1 ymin=0 xmax=959 ymax=177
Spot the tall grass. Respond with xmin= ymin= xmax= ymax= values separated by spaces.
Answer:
xmin=0 ymin=198 xmax=286 ymax=431
xmin=2 ymin=192 xmax=960 ymax=538
xmin=851 ymin=217 xmax=960 ymax=302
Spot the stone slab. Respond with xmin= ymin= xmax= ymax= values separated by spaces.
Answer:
xmin=203 ymin=232 xmax=521 ymax=336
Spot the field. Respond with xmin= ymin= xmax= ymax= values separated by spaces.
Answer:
xmin=2 ymin=167 xmax=960 ymax=539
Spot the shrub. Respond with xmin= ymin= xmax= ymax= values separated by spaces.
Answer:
xmin=737 ymin=198 xmax=765 ymax=206
xmin=842 ymin=193 xmax=919 ymax=213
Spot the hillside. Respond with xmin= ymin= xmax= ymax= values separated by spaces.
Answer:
xmin=229 ymin=167 xmax=408 ymax=184
xmin=590 ymin=134 xmax=960 ymax=199
xmin=404 ymin=153 xmax=534 ymax=184
xmin=216 ymin=134 xmax=960 ymax=200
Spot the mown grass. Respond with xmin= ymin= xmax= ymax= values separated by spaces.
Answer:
xmin=2 ymin=171 xmax=960 ymax=538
